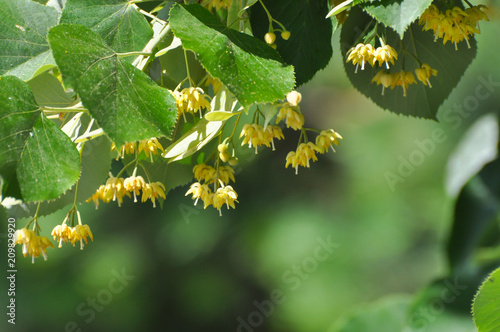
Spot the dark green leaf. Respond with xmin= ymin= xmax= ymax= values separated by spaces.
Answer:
xmin=447 ymin=158 xmax=500 ymax=273
xmin=340 ymin=7 xmax=476 ymax=119
xmin=169 ymin=3 xmax=295 ymax=109
xmin=60 ymin=0 xmax=153 ymax=56
xmin=473 ymin=267 xmax=500 ymax=332
xmin=48 ymin=24 xmax=177 ymax=147
xmin=0 ymin=0 xmax=58 ymax=81
xmin=250 ymin=0 xmax=333 ymax=86
xmin=361 ymin=0 xmax=433 ymax=38
xmin=17 ymin=113 xmax=81 ymax=202
xmin=0 ymin=76 xmax=41 ymax=179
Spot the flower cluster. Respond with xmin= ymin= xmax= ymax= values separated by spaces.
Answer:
xmin=239 ymin=124 xmax=284 ymax=153
xmin=112 ymin=137 xmax=165 ymax=161
xmin=346 ymin=42 xmax=398 ymax=73
xmin=285 ymin=129 xmax=343 ymax=174
xmin=204 ymin=0 xmax=232 ymax=11
xmin=51 ymin=224 xmax=93 ymax=250
xmin=371 ymin=63 xmax=437 ymax=96
xmin=173 ymin=87 xmax=211 ymax=118
xmin=419 ymin=4 xmax=489 ymax=49
xmin=87 ymin=173 xmax=166 ymax=208
xmin=186 ymin=163 xmax=238 ymax=215
xmin=13 ymin=228 xmax=53 ymax=263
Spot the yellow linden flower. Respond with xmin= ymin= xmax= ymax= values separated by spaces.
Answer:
xmin=124 ymin=175 xmax=146 ymax=202
xmin=394 ymin=71 xmax=416 ymax=96
xmin=212 ymin=185 xmax=238 ymax=215
xmin=315 ymin=129 xmax=343 ymax=153
xmin=141 ymin=182 xmax=166 ymax=208
xmin=193 ymin=163 xmax=217 ymax=183
xmin=70 ymin=224 xmax=93 ymax=250
xmin=111 ymin=141 xmax=136 ymax=159
xmin=239 ymin=123 xmax=273 ymax=153
xmin=266 ymin=125 xmax=285 ymax=151
xmin=218 ymin=165 xmax=235 ymax=185
xmin=14 ymin=228 xmax=54 ymax=263
xmin=51 ymin=223 xmax=72 ymax=248
xmin=174 ymin=87 xmax=211 ymax=118
xmin=185 ymin=182 xmax=213 ymax=207
xmin=104 ymin=175 xmax=129 ymax=205
xmin=372 ymin=43 xmax=398 ymax=69
xmin=276 ymin=105 xmax=305 ymax=131
xmin=346 ymin=43 xmax=375 ymax=73
xmin=205 ymin=76 xmax=223 ymax=94
xmin=285 ymin=142 xmax=322 ymax=174
xmin=371 ymin=70 xmax=394 ymax=95
xmin=138 ymin=137 xmax=165 ymax=162
xmin=419 ymin=4 xmax=488 ymax=50
xmin=415 ymin=63 xmax=438 ymax=87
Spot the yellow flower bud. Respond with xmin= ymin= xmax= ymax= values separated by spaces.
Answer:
xmin=265 ymin=32 xmax=276 ymax=44
xmin=281 ymin=31 xmax=291 ymax=40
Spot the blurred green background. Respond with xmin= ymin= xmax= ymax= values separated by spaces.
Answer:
xmin=2 ymin=3 xmax=500 ymax=332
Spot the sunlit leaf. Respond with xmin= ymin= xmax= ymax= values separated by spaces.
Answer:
xmin=169 ymin=3 xmax=295 ymax=109
xmin=17 ymin=113 xmax=81 ymax=202
xmin=60 ymin=0 xmax=153 ymax=55
xmin=48 ymin=24 xmax=177 ymax=147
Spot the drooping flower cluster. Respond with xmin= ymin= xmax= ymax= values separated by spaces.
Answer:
xmin=186 ymin=163 xmax=238 ymax=215
xmin=346 ymin=42 xmax=398 ymax=73
xmin=13 ymin=228 xmax=54 ymax=263
xmin=112 ymin=137 xmax=165 ymax=161
xmin=419 ymin=4 xmax=489 ymax=49
xmin=239 ymin=123 xmax=285 ymax=153
xmin=51 ymin=223 xmax=93 ymax=250
xmin=285 ymin=129 xmax=343 ymax=174
xmin=173 ymin=87 xmax=211 ymax=118
xmin=87 ymin=173 xmax=166 ymax=208
xmin=371 ymin=63 xmax=438 ymax=96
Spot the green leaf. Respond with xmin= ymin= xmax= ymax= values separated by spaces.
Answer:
xmin=361 ymin=0 xmax=433 ymax=38
xmin=250 ymin=0 xmax=333 ymax=86
xmin=340 ymin=7 xmax=476 ymax=119
xmin=27 ymin=71 xmax=77 ymax=108
xmin=0 ymin=0 xmax=58 ymax=81
xmin=327 ymin=0 xmax=354 ymax=18
xmin=473 ymin=266 xmax=500 ymax=331
xmin=445 ymin=114 xmax=498 ymax=197
xmin=25 ymin=135 xmax=112 ymax=217
xmin=48 ymin=24 xmax=177 ymax=147
xmin=60 ymin=0 xmax=153 ymax=56
xmin=0 ymin=76 xmax=41 ymax=178
xmin=163 ymin=118 xmax=224 ymax=162
xmin=17 ymin=113 xmax=81 ymax=202
xmin=205 ymin=111 xmax=239 ymax=122
xmin=169 ymin=3 xmax=295 ymax=109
